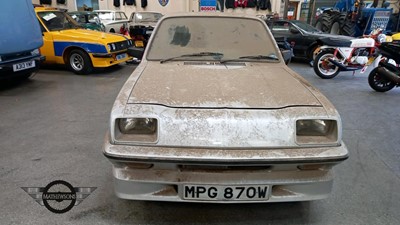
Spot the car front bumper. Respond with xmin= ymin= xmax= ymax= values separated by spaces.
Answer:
xmin=103 ymin=134 xmax=348 ymax=203
xmin=0 ymin=55 xmax=45 ymax=80
xmin=90 ymin=51 xmax=132 ymax=67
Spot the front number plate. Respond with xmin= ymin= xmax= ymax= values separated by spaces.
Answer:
xmin=13 ymin=60 xmax=35 ymax=72
xmin=182 ymin=185 xmax=270 ymax=201
xmin=116 ymin=53 xmax=127 ymax=60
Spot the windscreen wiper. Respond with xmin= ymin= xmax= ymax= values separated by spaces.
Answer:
xmin=160 ymin=52 xmax=223 ymax=64
xmin=220 ymin=54 xmax=279 ymax=63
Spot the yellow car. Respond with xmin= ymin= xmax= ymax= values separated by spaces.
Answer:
xmin=35 ymin=7 xmax=133 ymax=74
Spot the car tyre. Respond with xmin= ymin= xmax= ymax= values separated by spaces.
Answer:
xmin=313 ymin=50 xmax=340 ymax=79
xmin=67 ymin=49 xmax=93 ymax=75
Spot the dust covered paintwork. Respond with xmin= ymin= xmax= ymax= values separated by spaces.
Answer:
xmin=128 ymin=64 xmax=321 ymax=108
xmin=104 ymin=13 xmax=348 ymax=203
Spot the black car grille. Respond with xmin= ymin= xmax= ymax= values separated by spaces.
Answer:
xmin=1 ymin=51 xmax=32 ymax=61
xmin=110 ymin=40 xmax=131 ymax=52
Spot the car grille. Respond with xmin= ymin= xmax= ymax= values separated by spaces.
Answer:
xmin=1 ymin=51 xmax=32 ymax=61
xmin=110 ymin=40 xmax=131 ymax=52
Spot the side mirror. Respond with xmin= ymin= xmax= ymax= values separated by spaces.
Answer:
xmin=290 ymin=27 xmax=300 ymax=34
xmin=127 ymin=47 xmax=144 ymax=59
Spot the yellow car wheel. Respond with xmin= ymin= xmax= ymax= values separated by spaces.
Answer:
xmin=67 ymin=49 xmax=93 ymax=75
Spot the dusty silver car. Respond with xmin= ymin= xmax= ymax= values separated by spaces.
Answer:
xmin=103 ymin=13 xmax=348 ymax=203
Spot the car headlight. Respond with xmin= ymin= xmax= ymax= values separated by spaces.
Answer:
xmin=0 ymin=56 xmax=2 ymax=62
xmin=296 ymin=119 xmax=338 ymax=145
xmin=119 ymin=118 xmax=157 ymax=134
xmin=107 ymin=44 xmax=116 ymax=51
xmin=31 ymin=49 xmax=40 ymax=56
xmin=115 ymin=118 xmax=158 ymax=143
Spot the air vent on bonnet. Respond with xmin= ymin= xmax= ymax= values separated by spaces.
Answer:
xmin=183 ymin=61 xmax=246 ymax=66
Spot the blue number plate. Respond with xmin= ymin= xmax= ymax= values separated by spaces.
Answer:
xmin=116 ymin=53 xmax=127 ymax=60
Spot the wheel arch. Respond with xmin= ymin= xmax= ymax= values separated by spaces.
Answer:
xmin=62 ymin=46 xmax=90 ymax=64
xmin=307 ymin=41 xmax=321 ymax=59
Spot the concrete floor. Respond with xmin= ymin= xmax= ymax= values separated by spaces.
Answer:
xmin=0 ymin=62 xmax=399 ymax=225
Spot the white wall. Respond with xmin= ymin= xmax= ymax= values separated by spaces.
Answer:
xmin=32 ymin=0 xmax=77 ymax=11
xmin=32 ymin=0 xmax=285 ymax=16
xmin=100 ymin=0 xmax=280 ymax=17
xmin=99 ymin=0 xmax=188 ymax=17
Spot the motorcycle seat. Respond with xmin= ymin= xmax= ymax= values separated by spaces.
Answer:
xmin=319 ymin=37 xmax=352 ymax=47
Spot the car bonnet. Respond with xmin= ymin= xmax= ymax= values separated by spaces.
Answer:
xmin=127 ymin=63 xmax=322 ymax=109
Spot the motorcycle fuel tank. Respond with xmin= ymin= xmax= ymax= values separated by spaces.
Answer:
xmin=350 ymin=38 xmax=375 ymax=48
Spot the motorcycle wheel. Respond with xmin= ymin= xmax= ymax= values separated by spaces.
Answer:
xmin=368 ymin=67 xmax=395 ymax=92
xmin=313 ymin=50 xmax=340 ymax=79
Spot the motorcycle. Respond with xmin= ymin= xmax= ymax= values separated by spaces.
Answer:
xmin=120 ymin=24 xmax=149 ymax=48
xmin=313 ymin=29 xmax=385 ymax=79
xmin=368 ymin=41 xmax=400 ymax=92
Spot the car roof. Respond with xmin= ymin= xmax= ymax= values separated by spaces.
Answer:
xmin=133 ymin=11 xmax=162 ymax=14
xmin=68 ymin=11 xmax=98 ymax=15
xmin=94 ymin=10 xmax=124 ymax=13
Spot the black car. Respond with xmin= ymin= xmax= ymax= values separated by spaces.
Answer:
xmin=266 ymin=19 xmax=353 ymax=61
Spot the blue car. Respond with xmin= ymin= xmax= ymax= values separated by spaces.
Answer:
xmin=0 ymin=0 xmax=45 ymax=81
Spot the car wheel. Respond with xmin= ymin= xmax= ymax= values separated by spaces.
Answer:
xmin=308 ymin=45 xmax=321 ymax=62
xmin=313 ymin=50 xmax=340 ymax=79
xmin=368 ymin=67 xmax=395 ymax=92
xmin=110 ymin=28 xmax=115 ymax=33
xmin=67 ymin=49 xmax=93 ymax=75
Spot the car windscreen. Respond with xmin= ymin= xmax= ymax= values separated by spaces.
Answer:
xmin=98 ymin=12 xmax=113 ymax=20
xmin=147 ymin=17 xmax=279 ymax=62
xmin=38 ymin=11 xmax=80 ymax=31
xmin=135 ymin=12 xmax=163 ymax=23
xmin=291 ymin=20 xmax=321 ymax=33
